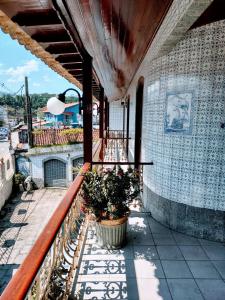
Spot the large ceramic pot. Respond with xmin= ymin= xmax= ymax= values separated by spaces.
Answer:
xmin=95 ymin=216 xmax=128 ymax=249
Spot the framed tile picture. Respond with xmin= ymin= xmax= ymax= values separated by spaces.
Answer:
xmin=165 ymin=91 xmax=193 ymax=134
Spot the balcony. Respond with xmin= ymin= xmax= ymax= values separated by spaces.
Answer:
xmin=1 ymin=134 xmax=225 ymax=300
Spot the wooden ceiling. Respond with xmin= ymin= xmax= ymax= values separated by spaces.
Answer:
xmin=0 ymin=1 xmax=225 ymax=101
xmin=65 ymin=0 xmax=173 ymax=100
xmin=0 ymin=0 xmax=174 ymax=101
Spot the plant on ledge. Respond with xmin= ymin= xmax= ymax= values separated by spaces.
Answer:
xmin=81 ymin=166 xmax=140 ymax=249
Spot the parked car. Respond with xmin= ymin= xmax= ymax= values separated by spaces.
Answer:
xmin=0 ymin=127 xmax=9 ymax=134
xmin=0 ymin=132 xmax=8 ymax=141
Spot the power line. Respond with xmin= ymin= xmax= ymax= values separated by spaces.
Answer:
xmin=13 ymin=85 xmax=24 ymax=96
xmin=0 ymin=82 xmax=24 ymax=96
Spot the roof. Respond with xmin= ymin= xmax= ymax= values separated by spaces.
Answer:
xmin=32 ymin=129 xmax=99 ymax=147
xmin=20 ymin=121 xmax=52 ymax=129
xmin=41 ymin=102 xmax=79 ymax=113
xmin=0 ymin=1 xmax=218 ymax=101
xmin=0 ymin=0 xmax=173 ymax=100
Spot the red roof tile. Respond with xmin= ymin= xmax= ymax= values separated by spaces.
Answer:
xmin=33 ymin=129 xmax=99 ymax=146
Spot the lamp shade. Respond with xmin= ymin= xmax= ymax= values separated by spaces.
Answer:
xmin=47 ymin=97 xmax=65 ymax=115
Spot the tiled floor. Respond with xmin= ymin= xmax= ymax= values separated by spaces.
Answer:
xmin=72 ymin=208 xmax=225 ymax=300
xmin=0 ymin=188 xmax=66 ymax=294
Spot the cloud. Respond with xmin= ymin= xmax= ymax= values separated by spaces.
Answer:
xmin=32 ymin=82 xmax=41 ymax=87
xmin=6 ymin=60 xmax=39 ymax=83
xmin=43 ymin=75 xmax=51 ymax=83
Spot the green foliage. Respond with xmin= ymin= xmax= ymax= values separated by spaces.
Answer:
xmin=60 ymin=128 xmax=83 ymax=144
xmin=13 ymin=173 xmax=26 ymax=193
xmin=0 ymin=93 xmax=78 ymax=114
xmin=33 ymin=129 xmax=44 ymax=135
xmin=81 ymin=168 xmax=107 ymax=220
xmin=14 ymin=173 xmax=25 ymax=186
xmin=36 ymin=108 xmax=45 ymax=121
xmin=81 ymin=167 xmax=140 ymax=221
xmin=60 ymin=128 xmax=83 ymax=135
xmin=0 ymin=120 xmax=4 ymax=127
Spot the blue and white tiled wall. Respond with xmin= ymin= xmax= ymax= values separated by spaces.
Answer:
xmin=108 ymin=20 xmax=225 ymax=211
xmin=141 ymin=20 xmax=225 ymax=211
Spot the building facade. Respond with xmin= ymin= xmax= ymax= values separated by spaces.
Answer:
xmin=110 ymin=18 xmax=225 ymax=241
xmin=16 ymin=144 xmax=83 ymax=188
xmin=42 ymin=103 xmax=80 ymax=127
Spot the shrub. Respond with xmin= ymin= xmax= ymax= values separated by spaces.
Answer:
xmin=81 ymin=166 xmax=140 ymax=221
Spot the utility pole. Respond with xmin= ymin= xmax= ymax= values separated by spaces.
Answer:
xmin=25 ymin=76 xmax=33 ymax=148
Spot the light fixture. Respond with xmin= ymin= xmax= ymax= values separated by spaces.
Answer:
xmin=47 ymin=97 xmax=65 ymax=115
xmin=47 ymin=88 xmax=83 ymax=115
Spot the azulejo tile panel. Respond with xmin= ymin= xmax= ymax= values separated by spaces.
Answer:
xmin=142 ymin=20 xmax=225 ymax=211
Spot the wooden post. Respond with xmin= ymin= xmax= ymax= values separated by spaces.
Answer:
xmin=25 ymin=76 xmax=33 ymax=148
xmin=126 ymin=97 xmax=130 ymax=157
xmin=106 ymin=99 xmax=109 ymax=133
xmin=104 ymin=97 xmax=109 ymax=146
xmin=134 ymin=78 xmax=144 ymax=170
xmin=122 ymin=102 xmax=125 ymax=142
xmin=99 ymin=86 xmax=104 ymax=139
xmin=82 ymin=54 xmax=93 ymax=163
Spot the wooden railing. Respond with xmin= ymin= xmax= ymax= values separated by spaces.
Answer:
xmin=0 ymin=163 xmax=90 ymax=300
xmin=92 ymin=138 xmax=103 ymax=162
xmin=106 ymin=129 xmax=124 ymax=139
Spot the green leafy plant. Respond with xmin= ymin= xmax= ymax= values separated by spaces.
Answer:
xmin=14 ymin=173 xmax=25 ymax=186
xmin=81 ymin=167 xmax=140 ymax=221
xmin=32 ymin=129 xmax=44 ymax=135
xmin=13 ymin=173 xmax=26 ymax=193
xmin=60 ymin=128 xmax=83 ymax=136
xmin=60 ymin=128 xmax=83 ymax=143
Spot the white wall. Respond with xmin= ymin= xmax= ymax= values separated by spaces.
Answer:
xmin=26 ymin=144 xmax=83 ymax=188
xmin=109 ymin=101 xmax=124 ymax=131
xmin=0 ymin=154 xmax=14 ymax=210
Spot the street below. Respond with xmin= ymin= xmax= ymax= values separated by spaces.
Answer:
xmin=0 ymin=188 xmax=67 ymax=293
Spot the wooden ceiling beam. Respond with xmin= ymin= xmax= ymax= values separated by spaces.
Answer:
xmin=45 ymin=43 xmax=78 ymax=54
xmin=12 ymin=9 xmax=61 ymax=27
xmin=40 ymin=40 xmax=72 ymax=46
xmin=69 ymin=70 xmax=83 ymax=75
xmin=61 ymin=63 xmax=82 ymax=69
xmin=63 ymin=63 xmax=82 ymax=70
xmin=52 ymin=0 xmax=88 ymax=58
xmin=32 ymin=29 xmax=70 ymax=43
xmin=66 ymin=69 xmax=82 ymax=73
xmin=56 ymin=54 xmax=82 ymax=63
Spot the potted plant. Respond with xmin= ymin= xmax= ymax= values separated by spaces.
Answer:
xmin=81 ymin=166 xmax=140 ymax=249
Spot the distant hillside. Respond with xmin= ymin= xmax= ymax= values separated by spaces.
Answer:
xmin=0 ymin=93 xmax=79 ymax=112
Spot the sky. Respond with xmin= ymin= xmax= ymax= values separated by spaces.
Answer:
xmin=0 ymin=29 xmax=80 ymax=96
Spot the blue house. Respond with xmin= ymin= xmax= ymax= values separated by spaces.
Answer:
xmin=42 ymin=103 xmax=81 ymax=127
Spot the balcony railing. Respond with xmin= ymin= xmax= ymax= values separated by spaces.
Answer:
xmin=1 ymin=131 xmax=151 ymax=299
xmin=1 ymin=163 xmax=91 ymax=300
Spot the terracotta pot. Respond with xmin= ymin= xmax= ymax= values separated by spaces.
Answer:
xmin=95 ymin=216 xmax=128 ymax=249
